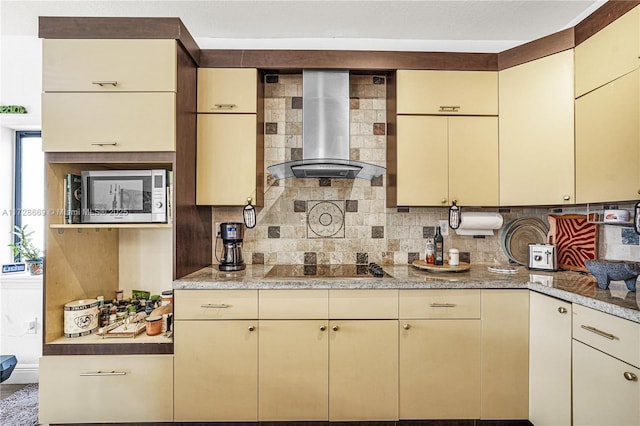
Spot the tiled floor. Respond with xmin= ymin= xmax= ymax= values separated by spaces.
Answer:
xmin=0 ymin=383 xmax=28 ymax=399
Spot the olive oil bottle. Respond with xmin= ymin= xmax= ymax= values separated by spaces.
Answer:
xmin=434 ymin=226 xmax=444 ymax=265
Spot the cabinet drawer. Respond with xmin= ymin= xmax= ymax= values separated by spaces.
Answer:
xmin=42 ymin=92 xmax=176 ymax=152
xmin=573 ymin=304 xmax=640 ymax=368
xmin=174 ymin=289 xmax=258 ymax=319
xmin=43 ymin=39 xmax=177 ymax=92
xmin=198 ymin=68 xmax=257 ymax=113
xmin=399 ymin=289 xmax=480 ymax=319
xmin=39 ymin=355 xmax=173 ymax=424
xmin=397 ymin=70 xmax=498 ymax=115
xmin=329 ymin=289 xmax=398 ymax=319
xmin=259 ymin=290 xmax=328 ymax=319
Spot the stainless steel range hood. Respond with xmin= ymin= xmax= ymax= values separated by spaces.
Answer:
xmin=267 ymin=70 xmax=386 ymax=180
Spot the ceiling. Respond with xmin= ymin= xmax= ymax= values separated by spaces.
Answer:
xmin=0 ymin=0 xmax=607 ymax=52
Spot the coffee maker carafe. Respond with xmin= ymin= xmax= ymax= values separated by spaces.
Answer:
xmin=218 ymin=222 xmax=246 ymax=271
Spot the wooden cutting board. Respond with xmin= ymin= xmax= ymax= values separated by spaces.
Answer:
xmin=547 ymin=214 xmax=598 ymax=272
xmin=412 ymin=260 xmax=471 ymax=272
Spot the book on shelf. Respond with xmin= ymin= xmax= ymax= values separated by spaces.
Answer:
xmin=64 ymin=174 xmax=81 ymax=224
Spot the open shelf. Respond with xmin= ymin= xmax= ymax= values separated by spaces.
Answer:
xmin=44 ymin=333 xmax=173 ymax=356
xmin=50 ymin=223 xmax=172 ymax=229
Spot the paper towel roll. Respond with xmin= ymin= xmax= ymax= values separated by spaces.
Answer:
xmin=455 ymin=212 xmax=504 ymax=236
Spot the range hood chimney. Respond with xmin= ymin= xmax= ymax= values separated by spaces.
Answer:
xmin=267 ymin=70 xmax=386 ymax=180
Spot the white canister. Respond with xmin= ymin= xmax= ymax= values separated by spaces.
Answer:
xmin=64 ymin=299 xmax=99 ymax=338
xmin=603 ymin=209 xmax=629 ymax=223
xmin=448 ymin=248 xmax=460 ymax=266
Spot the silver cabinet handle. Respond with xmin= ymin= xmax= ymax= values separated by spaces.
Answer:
xmin=248 ymin=325 xmax=255 ymax=332
xmin=80 ymin=370 xmax=126 ymax=377
xmin=440 ymin=198 xmax=447 ymax=204
xmin=431 ymin=303 xmax=456 ymax=308
xmin=581 ymin=325 xmax=618 ymax=340
xmin=91 ymin=81 xmax=118 ymax=87
xmin=319 ymin=325 xmax=326 ymax=331
xmin=213 ymin=104 xmax=237 ymax=109
xmin=403 ymin=324 xmax=411 ymax=330
xmin=332 ymin=325 xmax=339 ymax=331
xmin=624 ymin=372 xmax=638 ymax=381
xmin=90 ymin=142 xmax=118 ymax=146
xmin=563 ymin=195 xmax=571 ymax=201
xmin=558 ymin=307 xmax=568 ymax=314
xmin=439 ymin=106 xmax=460 ymax=112
xmin=201 ymin=303 xmax=229 ymax=308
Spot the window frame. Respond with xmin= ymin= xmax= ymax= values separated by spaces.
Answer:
xmin=13 ymin=130 xmax=42 ymax=262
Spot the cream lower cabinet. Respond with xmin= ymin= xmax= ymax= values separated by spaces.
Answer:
xmin=258 ymin=320 xmax=329 ymax=420
xmin=575 ymin=69 xmax=640 ymax=203
xmin=328 ymin=319 xmax=399 ymax=421
xmin=399 ymin=320 xmax=481 ymax=419
xmin=481 ymin=290 xmax=529 ymax=419
xmin=572 ymin=303 xmax=640 ymax=426
xmin=39 ymin=355 xmax=173 ymax=424
xmin=573 ymin=341 xmax=640 ymax=426
xmin=174 ymin=289 xmax=258 ymax=422
xmin=399 ymin=289 xmax=481 ymax=419
xmin=396 ymin=115 xmax=498 ymax=206
xmin=174 ymin=320 xmax=258 ymax=421
xmin=528 ymin=292 xmax=572 ymax=426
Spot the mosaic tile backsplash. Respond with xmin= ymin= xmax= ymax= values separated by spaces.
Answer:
xmin=212 ymin=74 xmax=639 ymax=266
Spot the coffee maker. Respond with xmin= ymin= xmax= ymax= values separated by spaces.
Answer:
xmin=218 ymin=222 xmax=246 ymax=271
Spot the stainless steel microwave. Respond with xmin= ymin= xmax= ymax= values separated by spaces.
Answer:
xmin=81 ymin=169 xmax=168 ymax=223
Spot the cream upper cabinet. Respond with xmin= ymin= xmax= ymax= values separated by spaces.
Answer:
xmin=397 ymin=70 xmax=498 ymax=115
xmin=575 ymin=6 xmax=640 ymax=98
xmin=198 ymin=68 xmax=257 ymax=113
xmin=528 ymin=292 xmax=572 ymax=426
xmin=575 ymin=69 xmax=640 ymax=203
xmin=196 ymin=113 xmax=258 ymax=205
xmin=499 ymin=50 xmax=575 ymax=206
xmin=43 ymin=39 xmax=177 ymax=92
xmin=397 ymin=115 xmax=498 ymax=206
xmin=39 ymin=355 xmax=173 ymax=424
xmin=42 ymin=92 xmax=176 ymax=152
xmin=481 ymin=290 xmax=529 ymax=420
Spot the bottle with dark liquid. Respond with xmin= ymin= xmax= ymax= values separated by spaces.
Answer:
xmin=434 ymin=226 xmax=444 ymax=265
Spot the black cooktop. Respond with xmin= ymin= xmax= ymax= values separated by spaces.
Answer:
xmin=265 ymin=263 xmax=391 ymax=278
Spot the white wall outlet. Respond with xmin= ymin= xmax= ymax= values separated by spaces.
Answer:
xmin=26 ymin=319 xmax=37 ymax=334
xmin=439 ymin=220 xmax=449 ymax=236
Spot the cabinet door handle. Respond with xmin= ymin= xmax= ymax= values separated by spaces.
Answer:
xmin=558 ymin=307 xmax=568 ymax=314
xmin=438 ymin=105 xmax=460 ymax=112
xmin=624 ymin=372 xmax=638 ymax=381
xmin=563 ymin=195 xmax=571 ymax=201
xmin=431 ymin=303 xmax=456 ymax=308
xmin=581 ymin=325 xmax=618 ymax=340
xmin=332 ymin=325 xmax=339 ymax=331
xmin=80 ymin=370 xmax=126 ymax=377
xmin=319 ymin=325 xmax=326 ymax=331
xmin=201 ymin=303 xmax=229 ymax=308
xmin=90 ymin=142 xmax=118 ymax=147
xmin=403 ymin=324 xmax=411 ymax=330
xmin=248 ymin=325 xmax=255 ymax=332
xmin=213 ymin=103 xmax=237 ymax=109
xmin=91 ymin=81 xmax=118 ymax=87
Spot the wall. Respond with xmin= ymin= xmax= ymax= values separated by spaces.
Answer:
xmin=212 ymin=73 xmax=640 ymax=266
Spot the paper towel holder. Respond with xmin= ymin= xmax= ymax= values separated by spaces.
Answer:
xmin=454 ymin=212 xmax=504 ymax=236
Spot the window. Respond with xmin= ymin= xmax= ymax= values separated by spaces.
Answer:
xmin=14 ymin=131 xmax=43 ymax=261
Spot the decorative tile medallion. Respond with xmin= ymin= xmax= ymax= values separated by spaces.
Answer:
xmin=307 ymin=200 xmax=346 ymax=239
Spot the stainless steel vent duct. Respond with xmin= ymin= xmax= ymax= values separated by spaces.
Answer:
xmin=267 ymin=70 xmax=386 ymax=180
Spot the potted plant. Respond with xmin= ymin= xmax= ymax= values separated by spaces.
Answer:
xmin=8 ymin=225 xmax=43 ymax=275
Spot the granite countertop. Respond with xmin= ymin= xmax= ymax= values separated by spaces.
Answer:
xmin=173 ymin=263 xmax=640 ymax=323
